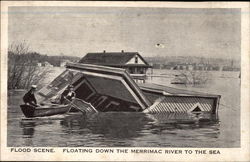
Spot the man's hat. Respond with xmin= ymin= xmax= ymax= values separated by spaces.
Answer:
xmin=31 ymin=85 xmax=37 ymax=89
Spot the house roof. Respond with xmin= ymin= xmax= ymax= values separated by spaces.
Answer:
xmin=66 ymin=62 xmax=152 ymax=109
xmin=138 ymin=83 xmax=221 ymax=98
xmin=79 ymin=52 xmax=151 ymax=67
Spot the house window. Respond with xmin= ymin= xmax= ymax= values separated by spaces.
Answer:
xmin=140 ymin=68 xmax=144 ymax=74
xmin=135 ymin=56 xmax=138 ymax=64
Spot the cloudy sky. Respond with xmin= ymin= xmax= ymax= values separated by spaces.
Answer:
xmin=8 ymin=7 xmax=241 ymax=59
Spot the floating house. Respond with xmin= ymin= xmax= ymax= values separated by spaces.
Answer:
xmin=36 ymin=62 xmax=220 ymax=115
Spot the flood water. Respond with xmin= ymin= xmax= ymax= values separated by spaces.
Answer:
xmin=7 ymin=68 xmax=240 ymax=147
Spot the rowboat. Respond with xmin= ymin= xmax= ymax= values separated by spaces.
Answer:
xmin=20 ymin=104 xmax=71 ymax=118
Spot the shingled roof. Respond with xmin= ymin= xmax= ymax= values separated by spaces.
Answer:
xmin=79 ymin=52 xmax=150 ymax=67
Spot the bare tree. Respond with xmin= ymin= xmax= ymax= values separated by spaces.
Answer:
xmin=8 ymin=41 xmax=50 ymax=90
xmin=175 ymin=70 xmax=211 ymax=86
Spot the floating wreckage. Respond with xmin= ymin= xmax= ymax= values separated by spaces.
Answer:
xmin=34 ymin=62 xmax=220 ymax=116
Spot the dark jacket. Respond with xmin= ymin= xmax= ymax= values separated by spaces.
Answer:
xmin=23 ymin=90 xmax=37 ymax=105
xmin=60 ymin=89 xmax=70 ymax=104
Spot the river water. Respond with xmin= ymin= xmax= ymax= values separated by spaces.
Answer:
xmin=7 ymin=68 xmax=240 ymax=147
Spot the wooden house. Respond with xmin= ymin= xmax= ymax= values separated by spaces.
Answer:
xmin=79 ymin=51 xmax=152 ymax=75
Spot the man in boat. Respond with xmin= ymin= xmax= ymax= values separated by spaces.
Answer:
xmin=60 ymin=85 xmax=76 ymax=104
xmin=23 ymin=85 xmax=39 ymax=107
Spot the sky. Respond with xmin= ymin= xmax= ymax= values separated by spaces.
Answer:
xmin=8 ymin=7 xmax=241 ymax=59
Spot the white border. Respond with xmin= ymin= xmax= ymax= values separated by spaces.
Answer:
xmin=1 ymin=2 xmax=249 ymax=161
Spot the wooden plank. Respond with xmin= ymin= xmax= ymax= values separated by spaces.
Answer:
xmin=71 ymin=98 xmax=98 ymax=113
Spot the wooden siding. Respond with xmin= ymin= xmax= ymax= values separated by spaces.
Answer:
xmin=143 ymin=96 xmax=215 ymax=113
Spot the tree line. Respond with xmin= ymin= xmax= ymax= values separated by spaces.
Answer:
xmin=8 ymin=51 xmax=79 ymax=67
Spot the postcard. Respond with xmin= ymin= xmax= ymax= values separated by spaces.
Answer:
xmin=1 ymin=1 xmax=249 ymax=161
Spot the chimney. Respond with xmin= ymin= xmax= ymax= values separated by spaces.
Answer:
xmin=103 ymin=50 xmax=106 ymax=53
xmin=121 ymin=50 xmax=124 ymax=53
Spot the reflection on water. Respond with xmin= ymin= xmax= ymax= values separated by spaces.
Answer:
xmin=20 ymin=119 xmax=57 ymax=138
xmin=9 ymin=111 xmax=220 ymax=147
xmin=20 ymin=121 xmax=35 ymax=138
xmin=61 ymin=113 xmax=154 ymax=140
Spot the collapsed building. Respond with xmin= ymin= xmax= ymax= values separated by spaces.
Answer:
xmin=36 ymin=59 xmax=220 ymax=114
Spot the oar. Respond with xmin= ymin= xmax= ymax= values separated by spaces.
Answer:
xmin=65 ymin=98 xmax=86 ymax=114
